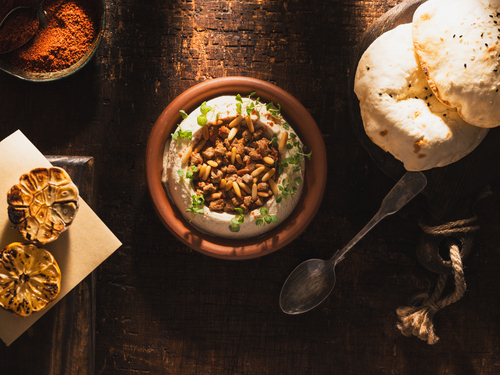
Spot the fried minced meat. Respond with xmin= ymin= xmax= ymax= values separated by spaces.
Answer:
xmin=189 ymin=120 xmax=280 ymax=213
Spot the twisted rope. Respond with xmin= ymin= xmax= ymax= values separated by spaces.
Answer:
xmin=420 ymin=216 xmax=480 ymax=236
xmin=396 ymin=216 xmax=478 ymax=344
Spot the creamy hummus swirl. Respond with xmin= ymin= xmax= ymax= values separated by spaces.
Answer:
xmin=162 ymin=95 xmax=306 ymax=239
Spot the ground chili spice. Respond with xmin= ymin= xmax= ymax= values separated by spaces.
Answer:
xmin=0 ymin=8 xmax=39 ymax=52
xmin=6 ymin=0 xmax=98 ymax=73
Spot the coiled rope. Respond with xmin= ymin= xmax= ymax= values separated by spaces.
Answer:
xmin=396 ymin=216 xmax=479 ymax=344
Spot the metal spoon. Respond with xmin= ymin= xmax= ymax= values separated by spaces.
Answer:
xmin=279 ymin=171 xmax=427 ymax=315
xmin=0 ymin=0 xmax=46 ymax=54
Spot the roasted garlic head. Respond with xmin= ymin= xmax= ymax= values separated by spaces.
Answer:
xmin=7 ymin=167 xmax=79 ymax=245
xmin=0 ymin=242 xmax=61 ymax=317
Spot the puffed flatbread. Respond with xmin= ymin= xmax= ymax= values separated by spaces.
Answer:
xmin=354 ymin=23 xmax=488 ymax=171
xmin=413 ymin=0 xmax=500 ymax=128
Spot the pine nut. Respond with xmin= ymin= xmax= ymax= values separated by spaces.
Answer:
xmin=257 ymin=192 xmax=269 ymax=197
xmin=252 ymin=183 xmax=258 ymax=201
xmin=207 ymin=160 xmax=218 ymax=168
xmin=231 ymin=147 xmax=237 ymax=164
xmin=239 ymin=181 xmax=252 ymax=194
xmin=228 ymin=125 xmax=239 ymax=141
xmin=235 ymin=154 xmax=243 ymax=165
xmin=256 ymin=164 xmax=266 ymax=169
xmin=233 ymin=181 xmax=242 ymax=198
xmin=251 ymin=166 xmax=266 ymax=177
xmin=194 ymin=139 xmax=207 ymax=153
xmin=279 ymin=132 xmax=288 ymax=151
xmin=225 ymin=181 xmax=233 ymax=191
xmin=180 ymin=145 xmax=192 ymax=165
xmin=261 ymin=168 xmax=275 ymax=182
xmin=268 ymin=178 xmax=279 ymax=196
xmin=228 ymin=115 xmax=243 ymax=128
xmin=199 ymin=164 xmax=207 ymax=178
xmin=207 ymin=192 xmax=221 ymax=201
xmin=263 ymin=156 xmax=274 ymax=165
xmin=237 ymin=168 xmax=251 ymax=175
xmin=202 ymin=125 xmax=209 ymax=140
xmin=202 ymin=165 xmax=211 ymax=180
xmin=220 ymin=179 xmax=227 ymax=189
xmin=245 ymin=116 xmax=254 ymax=132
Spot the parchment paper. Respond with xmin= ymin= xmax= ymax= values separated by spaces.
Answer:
xmin=0 ymin=130 xmax=122 ymax=346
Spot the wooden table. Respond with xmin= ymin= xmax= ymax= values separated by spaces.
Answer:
xmin=1 ymin=0 xmax=500 ymax=374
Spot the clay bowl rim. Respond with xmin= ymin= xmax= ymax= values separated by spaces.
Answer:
xmin=145 ymin=76 xmax=327 ymax=260
xmin=0 ymin=0 xmax=106 ymax=82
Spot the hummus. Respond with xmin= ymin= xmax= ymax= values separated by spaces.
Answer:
xmin=162 ymin=95 xmax=307 ymax=239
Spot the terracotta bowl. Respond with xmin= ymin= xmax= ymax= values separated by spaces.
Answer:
xmin=0 ymin=0 xmax=105 ymax=82
xmin=146 ymin=77 xmax=327 ymax=259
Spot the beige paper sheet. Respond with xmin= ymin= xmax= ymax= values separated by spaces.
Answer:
xmin=0 ymin=130 xmax=122 ymax=346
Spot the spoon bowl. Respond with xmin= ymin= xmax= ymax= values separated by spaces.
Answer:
xmin=279 ymin=171 xmax=427 ymax=314
xmin=0 ymin=8 xmax=38 ymax=54
xmin=0 ymin=0 xmax=46 ymax=54
xmin=280 ymin=258 xmax=336 ymax=314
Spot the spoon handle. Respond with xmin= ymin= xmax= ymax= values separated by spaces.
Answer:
xmin=32 ymin=0 xmax=44 ymax=9
xmin=32 ymin=0 xmax=47 ymax=27
xmin=332 ymin=171 xmax=427 ymax=263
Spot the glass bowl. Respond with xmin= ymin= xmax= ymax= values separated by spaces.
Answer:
xmin=0 ymin=0 xmax=105 ymax=82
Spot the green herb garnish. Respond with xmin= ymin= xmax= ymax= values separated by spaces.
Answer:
xmin=275 ymin=143 xmax=310 ymax=201
xmin=266 ymin=102 xmax=281 ymax=117
xmin=186 ymin=194 xmax=205 ymax=218
xmin=276 ymin=178 xmax=299 ymax=199
xmin=299 ymin=149 xmax=313 ymax=160
xmin=279 ymin=149 xmax=312 ymax=174
xmin=229 ymin=207 xmax=245 ymax=232
xmin=232 ymin=92 xmax=261 ymax=118
xmin=179 ymin=110 xmax=188 ymax=119
xmin=236 ymin=94 xmax=243 ymax=114
xmin=186 ymin=165 xmax=198 ymax=180
xmin=246 ymin=101 xmax=255 ymax=117
xmin=270 ymin=134 xmax=279 ymax=148
xmin=171 ymin=126 xmax=192 ymax=141
xmin=255 ymin=207 xmax=278 ymax=226
xmin=197 ymin=101 xmax=213 ymax=126
xmin=286 ymin=132 xmax=302 ymax=150
xmin=178 ymin=165 xmax=198 ymax=182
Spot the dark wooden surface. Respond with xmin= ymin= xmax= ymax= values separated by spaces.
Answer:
xmin=1 ymin=0 xmax=500 ymax=374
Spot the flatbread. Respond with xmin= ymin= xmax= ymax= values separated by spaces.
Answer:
xmin=354 ymin=23 xmax=488 ymax=171
xmin=413 ymin=0 xmax=500 ymax=128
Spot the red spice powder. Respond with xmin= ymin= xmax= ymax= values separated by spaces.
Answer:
xmin=0 ymin=8 xmax=39 ymax=52
xmin=7 ymin=0 xmax=98 ymax=73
